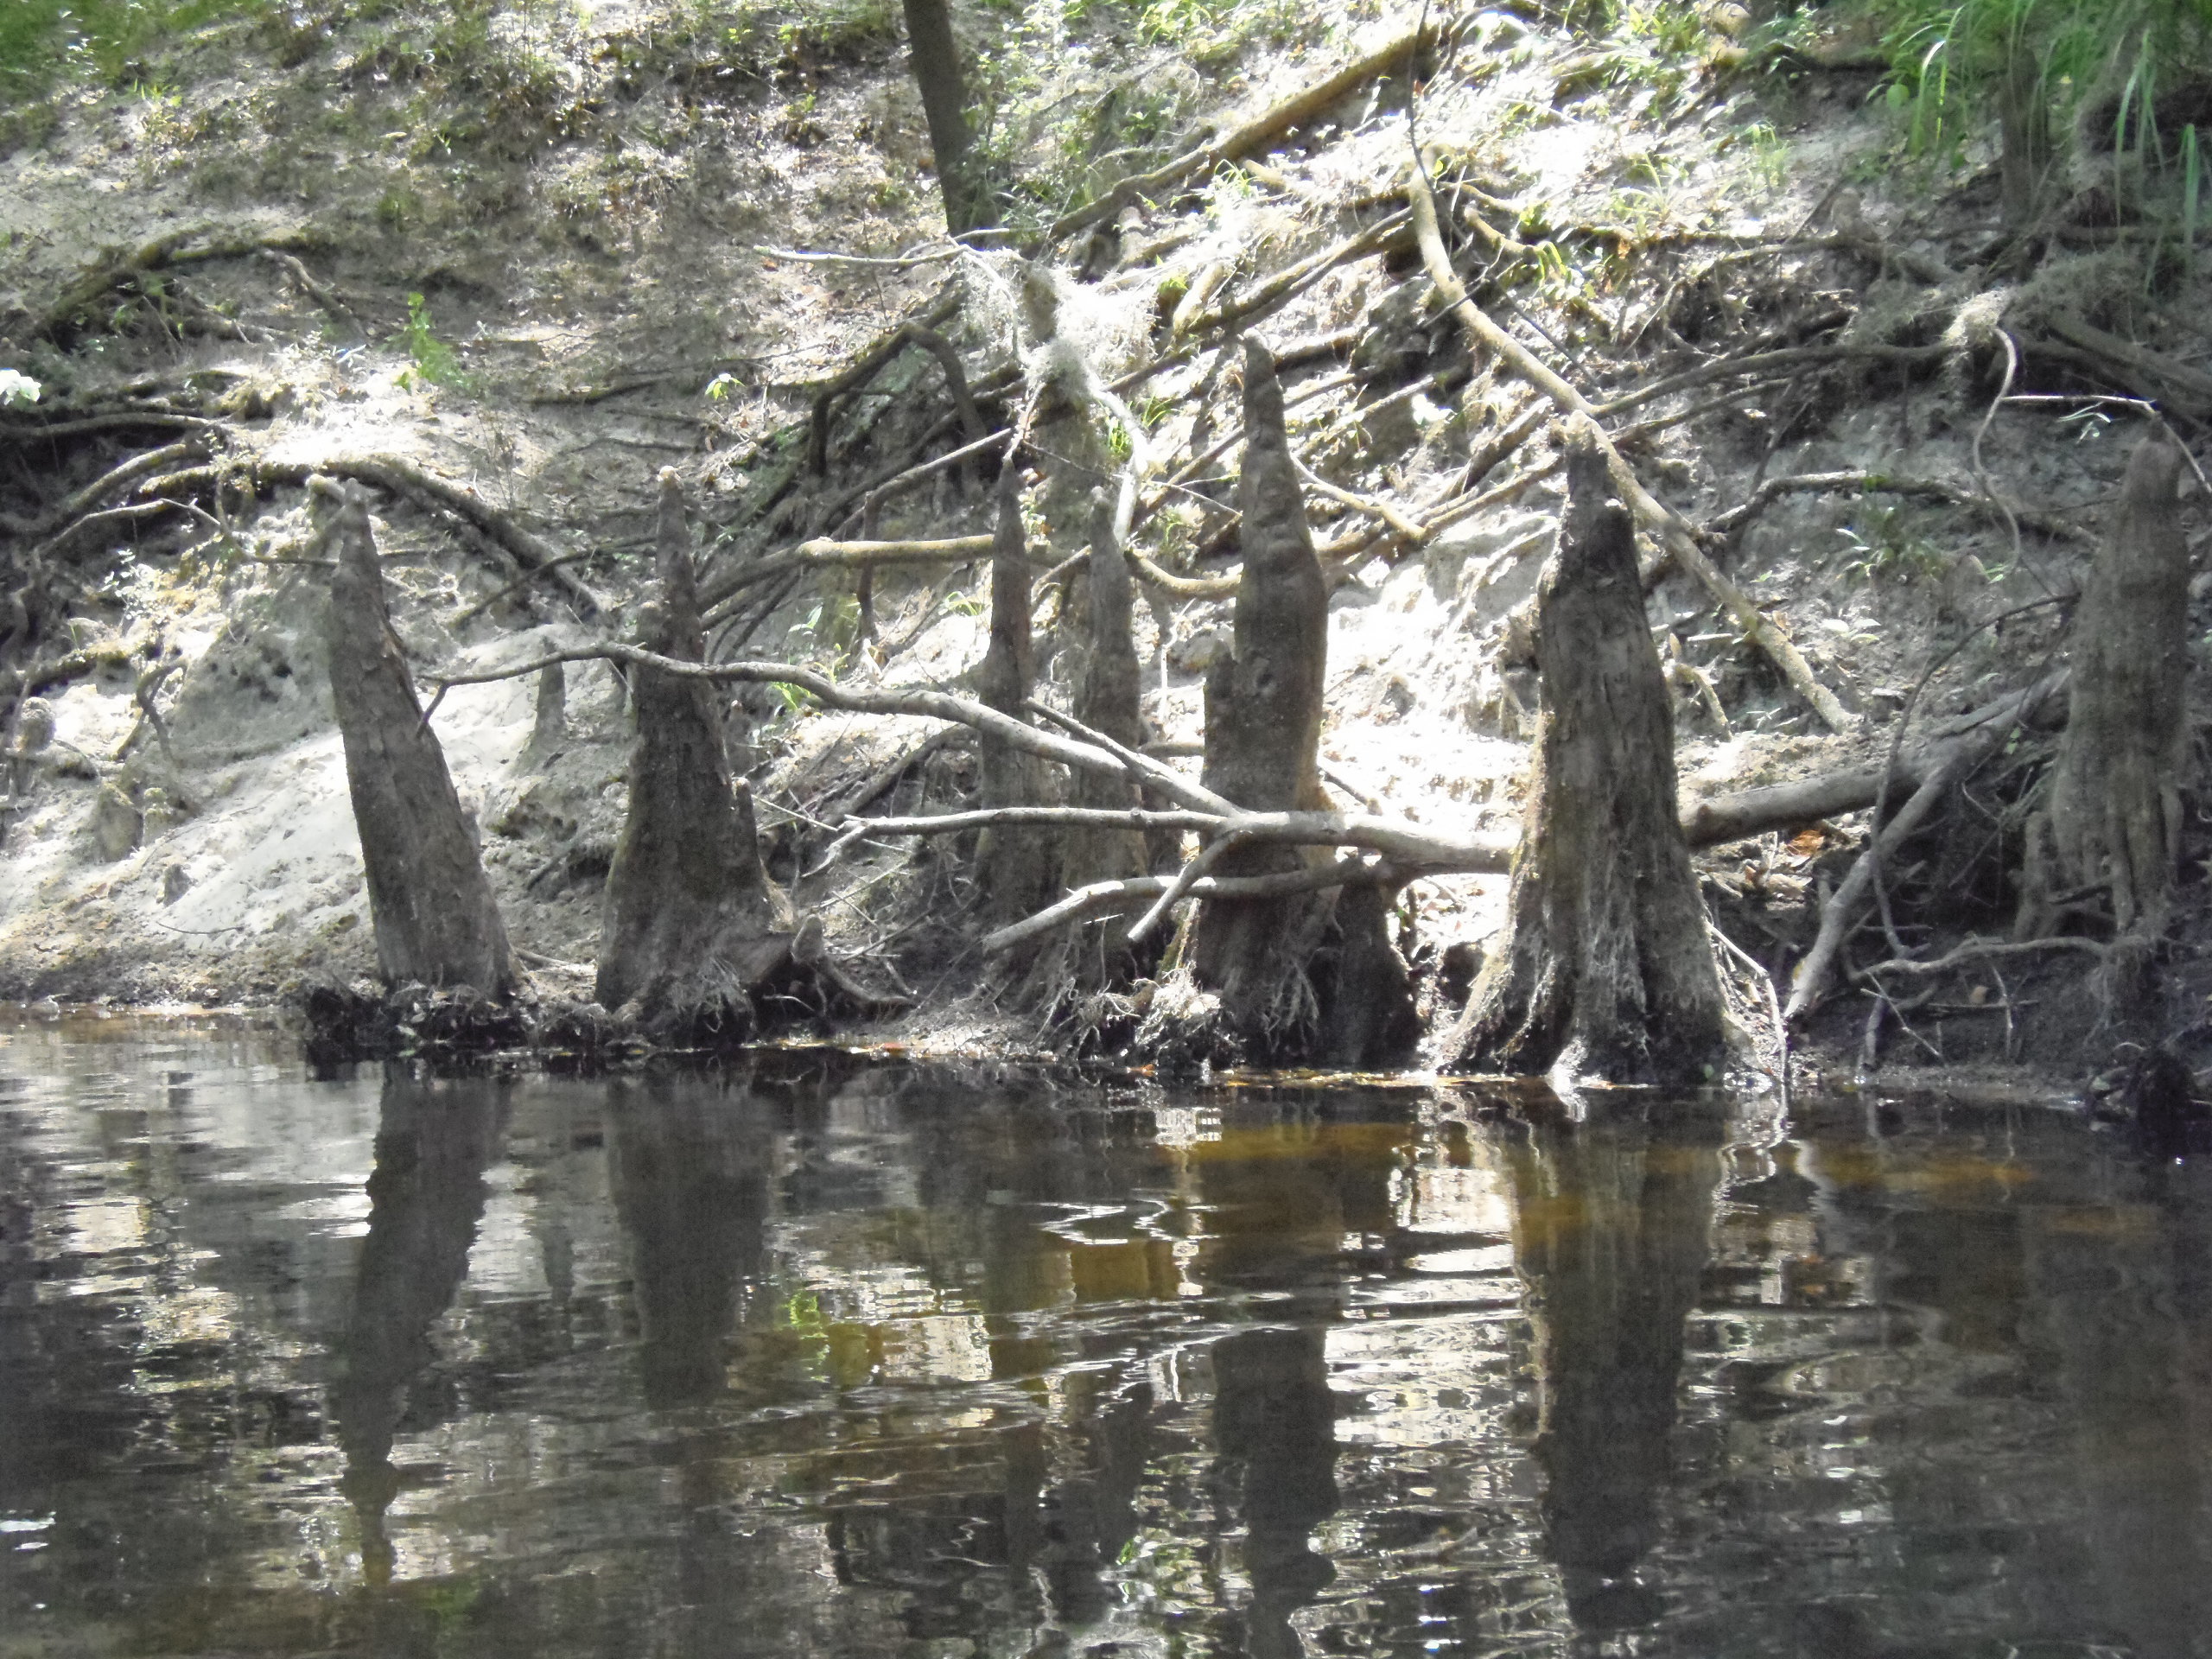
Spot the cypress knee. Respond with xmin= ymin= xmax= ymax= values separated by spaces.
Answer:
xmin=976 ymin=466 xmax=1061 ymax=931
xmin=1442 ymin=418 xmax=1725 ymax=1086
xmin=596 ymin=471 xmax=786 ymax=1026
xmin=1190 ymin=339 xmax=1414 ymax=1064
xmin=318 ymin=478 xmax=516 ymax=995
xmin=2018 ymin=433 xmax=2191 ymax=943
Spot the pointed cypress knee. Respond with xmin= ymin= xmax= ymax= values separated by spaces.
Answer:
xmin=2018 ymin=433 xmax=2190 ymax=944
xmin=1068 ymin=489 xmax=1154 ymax=887
xmin=1442 ymin=418 xmax=1725 ymax=1087
xmin=975 ymin=466 xmax=1062 ymax=931
xmin=317 ymin=478 xmax=516 ymax=995
xmin=1190 ymin=339 xmax=1414 ymax=1065
xmin=595 ymin=471 xmax=787 ymax=1027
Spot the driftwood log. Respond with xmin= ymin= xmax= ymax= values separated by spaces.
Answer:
xmin=317 ymin=478 xmax=516 ymax=996
xmin=1442 ymin=422 xmax=1725 ymax=1086
xmin=594 ymin=472 xmax=790 ymax=1029
xmin=2018 ymin=434 xmax=2193 ymax=942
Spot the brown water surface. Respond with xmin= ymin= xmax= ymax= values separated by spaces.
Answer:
xmin=3 ymin=1008 xmax=2209 ymax=1657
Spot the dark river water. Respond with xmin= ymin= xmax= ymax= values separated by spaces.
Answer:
xmin=3 ymin=1011 xmax=2211 ymax=1658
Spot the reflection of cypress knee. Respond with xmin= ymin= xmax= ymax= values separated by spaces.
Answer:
xmin=317 ymin=479 xmax=515 ymax=995
xmin=1213 ymin=1326 xmax=1338 ymax=1659
xmin=608 ymin=1083 xmax=770 ymax=1409
xmin=596 ymin=472 xmax=791 ymax=1025
xmin=1506 ymin=1107 xmax=1720 ymax=1638
xmin=1443 ymin=420 xmax=1723 ymax=1085
xmin=329 ymin=1070 xmax=506 ymax=1586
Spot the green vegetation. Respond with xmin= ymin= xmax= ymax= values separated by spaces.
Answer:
xmin=397 ymin=293 xmax=473 ymax=393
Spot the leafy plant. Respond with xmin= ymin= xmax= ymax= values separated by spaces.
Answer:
xmin=397 ymin=292 xmax=472 ymax=392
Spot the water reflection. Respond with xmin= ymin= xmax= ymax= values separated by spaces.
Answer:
xmin=331 ymin=1069 xmax=509 ymax=1586
xmin=1505 ymin=1102 xmax=1721 ymax=1637
xmin=6 ymin=1012 xmax=2212 ymax=1658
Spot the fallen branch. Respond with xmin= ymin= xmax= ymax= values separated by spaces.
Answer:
xmin=99 ymin=450 xmax=609 ymax=618
xmin=1043 ymin=21 xmax=1446 ymax=247
xmin=1704 ymin=469 xmax=2099 ymax=546
xmin=808 ymin=290 xmax=963 ymax=474
xmin=1683 ymin=673 xmax=2062 ymax=848
xmin=982 ymin=857 xmax=1404 ymax=955
xmin=1408 ymin=171 xmax=1857 ymax=733
xmin=701 ymin=533 xmax=998 ymax=619
xmin=1861 ymin=934 xmax=2108 ymax=978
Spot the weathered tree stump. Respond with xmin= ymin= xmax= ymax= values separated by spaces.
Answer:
xmin=595 ymin=471 xmax=790 ymax=1030
xmin=2018 ymin=433 xmax=2192 ymax=942
xmin=976 ymin=466 xmax=1063 ymax=933
xmin=317 ymin=478 xmax=516 ymax=996
xmin=1067 ymin=490 xmax=1158 ymax=887
xmin=518 ymin=661 xmax=565 ymax=765
xmin=1187 ymin=339 xmax=1415 ymax=1065
xmin=1441 ymin=420 xmax=1725 ymax=1086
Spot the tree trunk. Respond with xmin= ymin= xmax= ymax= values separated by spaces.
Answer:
xmin=1189 ymin=339 xmax=1415 ymax=1065
xmin=901 ymin=0 xmax=987 ymax=234
xmin=2018 ymin=433 xmax=2191 ymax=942
xmin=596 ymin=471 xmax=790 ymax=1028
xmin=317 ymin=478 xmax=516 ymax=996
xmin=976 ymin=466 xmax=1063 ymax=935
xmin=1442 ymin=419 xmax=1725 ymax=1086
xmin=1998 ymin=50 xmax=2051 ymax=232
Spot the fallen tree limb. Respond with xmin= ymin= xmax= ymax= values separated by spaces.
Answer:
xmin=1408 ymin=170 xmax=1857 ymax=733
xmin=982 ymin=857 xmax=1404 ymax=955
xmin=1783 ymin=671 xmax=2067 ymax=1020
xmin=1592 ymin=341 xmax=1951 ymax=422
xmin=1861 ymin=934 xmax=2108 ymax=978
xmin=701 ymin=533 xmax=998 ymax=619
xmin=1043 ymin=21 xmax=1445 ymax=247
xmin=1682 ymin=673 xmax=2063 ymax=848
xmin=2039 ymin=312 xmax=2212 ymax=421
xmin=808 ymin=290 xmax=963 ymax=474
xmin=39 ymin=225 xmax=323 ymax=344
xmin=1703 ymin=469 xmax=2099 ymax=546
xmin=99 ymin=451 xmax=609 ymax=618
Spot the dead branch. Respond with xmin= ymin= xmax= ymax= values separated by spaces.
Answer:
xmin=1408 ymin=172 xmax=1857 ymax=734
xmin=982 ymin=857 xmax=1404 ymax=956
xmin=1043 ymin=20 xmax=1446 ymax=247
xmin=257 ymin=249 xmax=369 ymax=338
xmin=38 ymin=225 xmax=323 ymax=344
xmin=2039 ymin=313 xmax=2212 ymax=422
xmin=3 ymin=438 xmax=210 ymax=540
xmin=1703 ymin=469 xmax=2099 ymax=546
xmin=1861 ymin=934 xmax=2108 ymax=978
xmin=1593 ymin=341 xmax=1951 ymax=422
xmin=1783 ymin=675 xmax=2065 ymax=1021
xmin=99 ymin=450 xmax=610 ymax=618
xmin=808 ymin=290 xmax=963 ymax=474
xmin=1182 ymin=212 xmax=1414 ymax=338
xmin=701 ymin=533 xmax=998 ymax=618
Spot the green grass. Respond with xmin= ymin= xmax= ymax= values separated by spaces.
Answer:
xmin=0 ymin=0 xmax=265 ymax=95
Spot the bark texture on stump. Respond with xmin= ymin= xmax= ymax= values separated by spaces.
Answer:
xmin=976 ymin=467 xmax=1062 ymax=932
xmin=318 ymin=478 xmax=516 ymax=995
xmin=520 ymin=661 xmax=566 ymax=765
xmin=1190 ymin=340 xmax=1415 ymax=1065
xmin=596 ymin=471 xmax=786 ymax=1026
xmin=1068 ymin=490 xmax=1155 ymax=887
xmin=1442 ymin=421 xmax=1725 ymax=1085
xmin=2018 ymin=433 xmax=2191 ymax=941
